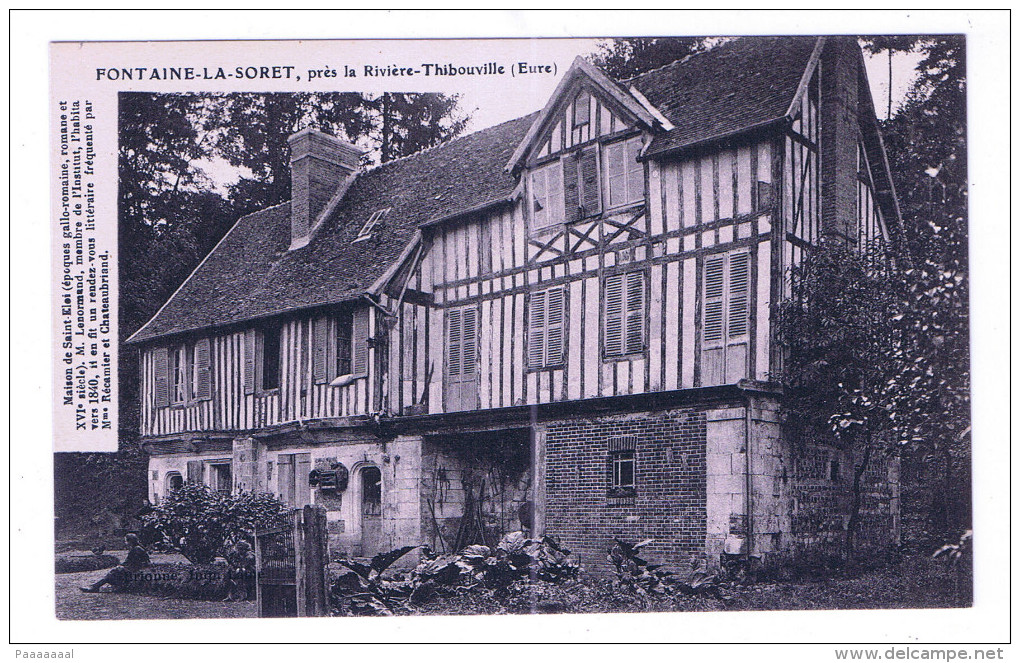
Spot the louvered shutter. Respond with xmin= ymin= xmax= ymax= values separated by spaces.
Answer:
xmin=447 ymin=308 xmax=462 ymax=377
xmin=624 ymin=272 xmax=644 ymax=354
xmin=312 ymin=317 xmax=328 ymax=384
xmin=461 ymin=307 xmax=477 ymax=376
xmin=352 ymin=307 xmax=370 ymax=376
xmin=243 ymin=329 xmax=256 ymax=394
xmin=546 ymin=287 xmax=565 ymax=365
xmin=580 ymin=147 xmax=601 ymax=217
xmin=728 ymin=253 xmax=750 ymax=338
xmin=528 ymin=291 xmax=546 ymax=368
xmin=277 ymin=454 xmax=293 ymax=505
xmin=626 ymin=138 xmax=644 ymax=204
xmin=604 ymin=274 xmax=624 ymax=357
xmin=563 ymin=153 xmax=581 ymax=223
xmin=153 ymin=347 xmax=169 ymax=408
xmin=703 ymin=255 xmax=725 ymax=346
xmin=194 ymin=338 xmax=211 ymax=400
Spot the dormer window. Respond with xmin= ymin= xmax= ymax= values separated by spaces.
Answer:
xmin=530 ymin=161 xmax=564 ymax=231
xmin=354 ymin=208 xmax=390 ymax=243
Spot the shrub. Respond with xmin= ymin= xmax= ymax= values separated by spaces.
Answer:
xmin=141 ymin=484 xmax=288 ymax=564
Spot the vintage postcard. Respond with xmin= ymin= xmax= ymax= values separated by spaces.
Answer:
xmin=12 ymin=8 xmax=1010 ymax=653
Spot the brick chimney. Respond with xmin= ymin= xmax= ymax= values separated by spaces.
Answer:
xmin=287 ymin=128 xmax=363 ymax=250
xmin=818 ymin=36 xmax=861 ymax=245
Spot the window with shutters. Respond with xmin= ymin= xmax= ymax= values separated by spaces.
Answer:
xmin=603 ymin=271 xmax=646 ymax=359
xmin=604 ymin=136 xmax=644 ymax=209
xmin=445 ymin=305 xmax=479 ymax=411
xmin=168 ymin=344 xmax=190 ymax=404
xmin=527 ymin=287 xmax=565 ymax=369
xmin=446 ymin=306 xmax=478 ymax=379
xmin=530 ymin=160 xmax=564 ymax=231
xmin=701 ymin=250 xmax=751 ymax=385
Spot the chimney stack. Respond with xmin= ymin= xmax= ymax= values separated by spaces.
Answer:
xmin=818 ymin=36 xmax=861 ymax=245
xmin=288 ymin=128 xmax=364 ymax=250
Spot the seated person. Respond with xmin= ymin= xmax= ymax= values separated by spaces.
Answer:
xmin=80 ymin=533 xmax=150 ymax=593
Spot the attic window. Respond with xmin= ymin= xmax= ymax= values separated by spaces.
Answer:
xmin=354 ymin=208 xmax=390 ymax=243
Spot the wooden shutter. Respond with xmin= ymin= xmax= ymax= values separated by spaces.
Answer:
xmin=604 ymin=274 xmax=624 ymax=357
xmin=728 ymin=252 xmax=750 ymax=338
xmin=703 ymin=255 xmax=725 ymax=346
xmin=447 ymin=308 xmax=462 ymax=377
xmin=312 ymin=317 xmax=329 ymax=384
xmin=243 ymin=329 xmax=256 ymax=395
xmin=624 ymin=272 xmax=644 ymax=354
xmin=194 ymin=338 xmax=211 ymax=400
xmin=352 ymin=307 xmax=370 ymax=376
xmin=563 ymin=153 xmax=581 ymax=223
xmin=461 ymin=307 xmax=477 ymax=376
xmin=580 ymin=147 xmax=601 ymax=216
xmin=528 ymin=291 xmax=546 ymax=368
xmin=573 ymin=90 xmax=590 ymax=127
xmin=153 ymin=347 xmax=169 ymax=408
xmin=295 ymin=453 xmax=312 ymax=508
xmin=277 ymin=454 xmax=294 ymax=506
xmin=186 ymin=460 xmax=203 ymax=485
xmin=626 ymin=138 xmax=644 ymax=204
xmin=546 ymin=287 xmax=565 ymax=365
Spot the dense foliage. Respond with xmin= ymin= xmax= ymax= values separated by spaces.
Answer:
xmin=141 ymin=483 xmax=289 ymax=564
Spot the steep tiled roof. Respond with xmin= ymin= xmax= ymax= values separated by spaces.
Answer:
xmin=128 ymin=112 xmax=537 ymax=344
xmin=628 ymin=36 xmax=819 ymax=157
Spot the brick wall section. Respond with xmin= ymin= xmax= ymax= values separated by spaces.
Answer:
xmin=543 ymin=408 xmax=708 ymax=574
xmin=819 ymin=36 xmax=861 ymax=244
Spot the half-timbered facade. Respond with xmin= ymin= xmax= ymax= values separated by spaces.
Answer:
xmin=129 ymin=36 xmax=902 ymax=569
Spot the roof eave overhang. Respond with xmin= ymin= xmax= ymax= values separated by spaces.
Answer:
xmin=640 ymin=117 xmax=790 ymax=162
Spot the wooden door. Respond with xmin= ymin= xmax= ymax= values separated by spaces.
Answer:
xmin=360 ymin=466 xmax=382 ymax=556
xmin=277 ymin=453 xmax=312 ymax=508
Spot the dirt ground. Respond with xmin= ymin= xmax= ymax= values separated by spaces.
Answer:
xmin=55 ymin=553 xmax=257 ymax=621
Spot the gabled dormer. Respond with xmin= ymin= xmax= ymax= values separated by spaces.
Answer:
xmin=506 ymin=57 xmax=673 ymax=235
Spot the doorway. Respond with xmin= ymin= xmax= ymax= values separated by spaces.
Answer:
xmin=360 ymin=465 xmax=382 ymax=556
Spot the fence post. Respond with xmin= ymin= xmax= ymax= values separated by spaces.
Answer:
xmin=292 ymin=508 xmax=306 ymax=617
xmin=303 ymin=504 xmax=329 ymax=616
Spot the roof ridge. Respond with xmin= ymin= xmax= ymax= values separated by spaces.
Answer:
xmin=363 ymin=110 xmax=540 ymax=176
xmin=621 ymin=36 xmax=752 ymax=85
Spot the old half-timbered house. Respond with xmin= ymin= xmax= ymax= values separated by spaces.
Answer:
xmin=128 ymin=36 xmax=901 ymax=570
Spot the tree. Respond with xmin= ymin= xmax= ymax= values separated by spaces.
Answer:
xmin=371 ymin=93 xmax=469 ymax=164
xmin=589 ymin=37 xmax=709 ymax=79
xmin=860 ymin=36 xmax=922 ymax=120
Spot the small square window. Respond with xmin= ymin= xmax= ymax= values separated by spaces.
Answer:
xmin=609 ymin=450 xmax=636 ymax=497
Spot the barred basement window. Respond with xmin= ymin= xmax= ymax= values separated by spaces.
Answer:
xmin=608 ymin=436 xmax=637 ymax=497
xmin=609 ymin=450 xmax=636 ymax=497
